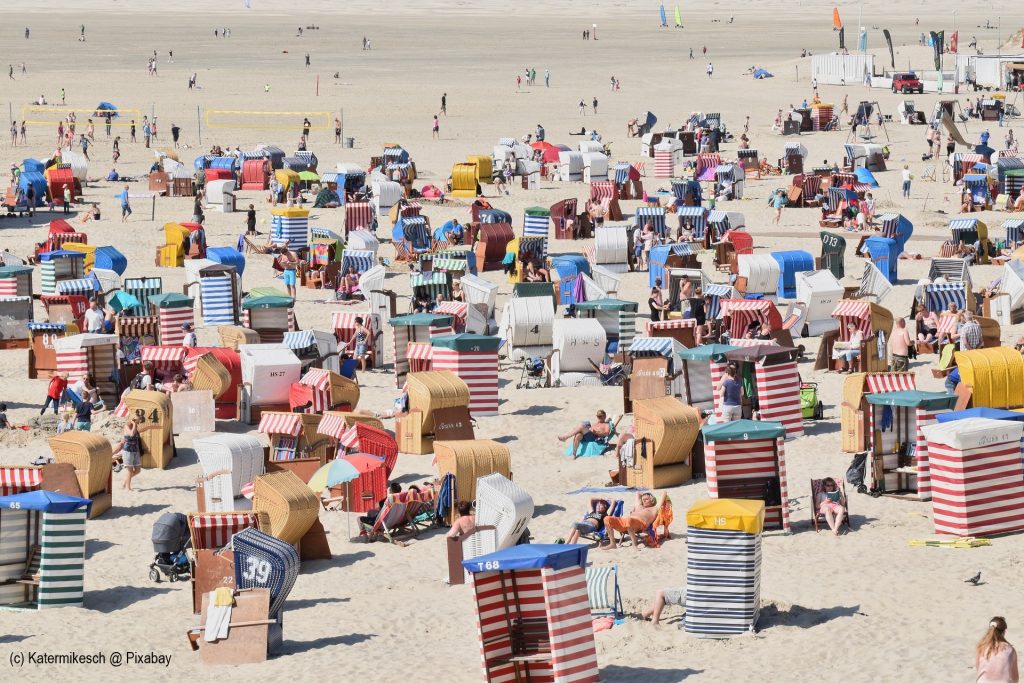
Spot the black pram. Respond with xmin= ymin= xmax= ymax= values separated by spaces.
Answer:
xmin=149 ymin=512 xmax=192 ymax=583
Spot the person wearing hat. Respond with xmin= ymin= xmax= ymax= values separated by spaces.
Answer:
xmin=181 ymin=322 xmax=197 ymax=348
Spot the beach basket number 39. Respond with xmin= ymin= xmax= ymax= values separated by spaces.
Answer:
xmin=241 ymin=557 xmax=272 ymax=585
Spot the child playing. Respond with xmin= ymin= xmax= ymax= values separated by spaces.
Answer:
xmin=111 ymin=419 xmax=142 ymax=490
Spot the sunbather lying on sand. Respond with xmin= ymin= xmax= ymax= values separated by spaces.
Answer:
xmin=557 ymin=410 xmax=621 ymax=459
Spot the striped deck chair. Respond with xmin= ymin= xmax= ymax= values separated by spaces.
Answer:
xmin=580 ymin=499 xmax=623 ymax=544
xmin=361 ymin=501 xmax=416 ymax=544
xmin=810 ymin=477 xmax=851 ymax=532
xmin=585 ymin=564 xmax=624 ymax=620
xmin=633 ymin=161 xmax=645 ymax=177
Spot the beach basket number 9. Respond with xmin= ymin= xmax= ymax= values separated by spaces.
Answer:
xmin=242 ymin=557 xmax=272 ymax=584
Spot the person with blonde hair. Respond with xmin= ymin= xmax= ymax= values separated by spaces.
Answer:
xmin=976 ymin=616 xmax=1018 ymax=682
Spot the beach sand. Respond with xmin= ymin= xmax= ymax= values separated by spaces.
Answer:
xmin=0 ymin=2 xmax=1020 ymax=681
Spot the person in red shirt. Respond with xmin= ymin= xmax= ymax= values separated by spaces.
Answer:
xmin=41 ymin=372 xmax=68 ymax=414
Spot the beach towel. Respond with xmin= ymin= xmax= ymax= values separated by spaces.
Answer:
xmin=204 ymin=589 xmax=234 ymax=642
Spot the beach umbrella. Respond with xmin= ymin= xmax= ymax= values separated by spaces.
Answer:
xmin=307 ymin=458 xmax=361 ymax=492
xmin=298 ymin=170 xmax=320 ymax=182
xmin=530 ymin=141 xmax=562 ymax=164
xmin=107 ymin=290 xmax=141 ymax=313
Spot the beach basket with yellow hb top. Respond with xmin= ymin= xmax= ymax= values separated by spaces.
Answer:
xmin=434 ymin=440 xmax=511 ymax=525
xmin=627 ymin=396 xmax=702 ymax=489
xmin=47 ymin=431 xmax=113 ymax=518
xmin=397 ymin=370 xmax=473 ymax=454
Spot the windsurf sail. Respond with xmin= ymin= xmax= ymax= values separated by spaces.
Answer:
xmin=675 ymin=6 xmax=682 ymax=28
xmin=832 ymin=7 xmax=842 ymax=30
xmin=660 ymin=4 xmax=667 ymax=27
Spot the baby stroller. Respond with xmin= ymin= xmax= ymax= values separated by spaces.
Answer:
xmin=149 ymin=512 xmax=192 ymax=583
xmin=517 ymin=355 xmax=549 ymax=389
xmin=800 ymin=382 xmax=824 ymax=420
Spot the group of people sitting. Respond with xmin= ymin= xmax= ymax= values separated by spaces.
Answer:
xmin=633 ymin=220 xmax=701 ymax=271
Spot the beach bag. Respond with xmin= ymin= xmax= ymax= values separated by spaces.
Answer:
xmin=846 ymin=452 xmax=868 ymax=492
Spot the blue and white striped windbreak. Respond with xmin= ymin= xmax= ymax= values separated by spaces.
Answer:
xmin=924 ymin=283 xmax=967 ymax=312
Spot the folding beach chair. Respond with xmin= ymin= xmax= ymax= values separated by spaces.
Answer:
xmin=585 ymin=564 xmax=624 ymax=620
xmin=580 ymin=499 xmax=623 ymax=544
xmin=360 ymin=501 xmax=411 ymax=544
xmin=810 ymin=477 xmax=851 ymax=532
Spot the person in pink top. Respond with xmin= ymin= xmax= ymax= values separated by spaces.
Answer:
xmin=976 ymin=616 xmax=1019 ymax=682
xmin=887 ymin=317 xmax=913 ymax=372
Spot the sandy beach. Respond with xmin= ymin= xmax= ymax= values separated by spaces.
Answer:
xmin=1 ymin=2 xmax=1022 ymax=681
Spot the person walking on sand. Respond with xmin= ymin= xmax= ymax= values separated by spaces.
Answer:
xmin=579 ymin=99 xmax=586 ymax=116
xmin=305 ymin=53 xmax=310 ymax=67
xmin=593 ymin=96 xmax=598 ymax=114
xmin=334 ymin=116 xmax=341 ymax=144
xmin=19 ymin=121 xmax=26 ymax=145
xmin=9 ymin=121 xmax=16 ymax=148
xmin=707 ymin=61 xmax=714 ymax=78
xmin=8 ymin=65 xmax=13 ymax=80
xmin=432 ymin=115 xmax=439 ymax=139
xmin=976 ymin=617 xmax=1018 ymax=683
xmin=129 ymin=119 xmax=136 ymax=143
xmin=112 ymin=136 xmax=120 ymax=165
xmin=117 ymin=185 xmax=131 ymax=222
xmin=902 ymin=165 xmax=912 ymax=198
xmin=112 ymin=419 xmax=143 ymax=491
xmin=516 ymin=74 xmax=522 ymax=90
xmin=690 ymin=48 xmax=694 ymax=59
xmin=772 ymin=188 xmax=786 ymax=224
xmin=440 ymin=93 xmax=447 ymax=116
xmin=104 ymin=112 xmax=112 ymax=137
xmin=544 ymin=69 xmax=550 ymax=87
xmin=80 ymin=134 xmax=90 ymax=160
xmin=171 ymin=123 xmax=180 ymax=148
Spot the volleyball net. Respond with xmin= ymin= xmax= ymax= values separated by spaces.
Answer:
xmin=20 ymin=106 xmax=144 ymax=127
xmin=204 ymin=110 xmax=333 ymax=131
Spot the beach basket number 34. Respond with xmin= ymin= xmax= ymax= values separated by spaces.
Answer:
xmin=133 ymin=408 xmax=160 ymax=424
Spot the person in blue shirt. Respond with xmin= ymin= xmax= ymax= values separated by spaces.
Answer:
xmin=116 ymin=184 xmax=131 ymax=222
xmin=441 ymin=218 xmax=464 ymax=245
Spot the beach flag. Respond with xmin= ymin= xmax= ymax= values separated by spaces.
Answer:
xmin=950 ymin=31 xmax=958 ymax=53
xmin=883 ymin=29 xmax=896 ymax=68
xmin=832 ymin=7 xmax=842 ymax=31
xmin=660 ymin=4 xmax=667 ymax=27
xmin=674 ymin=5 xmax=682 ymax=28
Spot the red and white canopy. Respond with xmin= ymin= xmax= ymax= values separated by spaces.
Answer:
xmin=865 ymin=373 xmax=916 ymax=394
xmin=299 ymin=367 xmax=332 ymax=391
xmin=188 ymin=512 xmax=262 ymax=550
xmin=257 ymin=412 xmax=303 ymax=437
xmin=317 ymin=412 xmax=350 ymax=439
xmin=0 ymin=467 xmax=41 ymax=496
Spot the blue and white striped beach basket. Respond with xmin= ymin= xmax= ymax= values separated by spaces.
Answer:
xmin=272 ymin=215 xmax=309 ymax=251
xmin=683 ymin=526 xmax=761 ymax=638
xmin=523 ymin=212 xmax=549 ymax=238
xmin=199 ymin=275 xmax=237 ymax=325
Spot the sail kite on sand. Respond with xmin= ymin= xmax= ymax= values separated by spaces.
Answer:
xmin=675 ymin=5 xmax=682 ymax=28
xmin=660 ymin=4 xmax=667 ymax=27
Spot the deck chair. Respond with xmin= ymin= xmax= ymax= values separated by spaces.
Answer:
xmin=585 ymin=564 xmax=624 ymax=620
xmin=360 ymin=501 xmax=412 ymax=544
xmin=810 ymin=477 xmax=851 ymax=532
xmin=635 ymin=493 xmax=673 ymax=548
xmin=241 ymin=233 xmax=274 ymax=255
xmin=580 ymin=499 xmax=623 ymax=544
xmin=920 ymin=165 xmax=936 ymax=182
xmin=0 ymin=545 xmax=41 ymax=603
